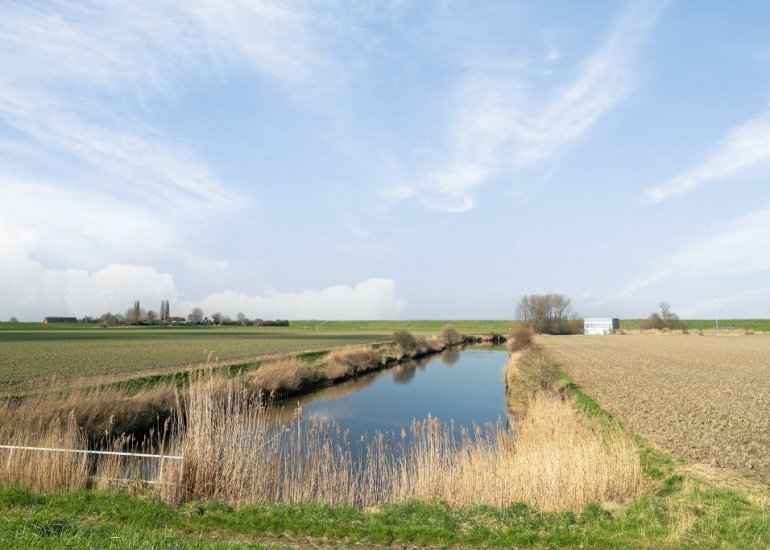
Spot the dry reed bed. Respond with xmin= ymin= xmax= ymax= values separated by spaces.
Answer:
xmin=539 ymin=334 xmax=770 ymax=481
xmin=0 ymin=343 xmax=393 ymax=443
xmin=502 ymin=349 xmax=642 ymax=509
xmin=0 ymin=341 xmax=642 ymax=513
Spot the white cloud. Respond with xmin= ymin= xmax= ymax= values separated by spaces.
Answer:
xmin=0 ymin=0 xmax=362 ymax=213
xmin=183 ymin=278 xmax=407 ymax=320
xmin=0 ymin=224 xmax=406 ymax=322
xmin=0 ymin=0 xmax=362 ymax=284
xmin=0 ymin=1 xmax=339 ymax=219
xmin=0 ymin=177 xmax=225 ymax=271
xmin=646 ymin=108 xmax=770 ymax=203
xmin=393 ymin=0 xmax=665 ymax=212
xmin=0 ymin=223 xmax=178 ymax=321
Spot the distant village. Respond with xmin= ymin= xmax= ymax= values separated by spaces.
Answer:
xmin=38 ymin=300 xmax=289 ymax=327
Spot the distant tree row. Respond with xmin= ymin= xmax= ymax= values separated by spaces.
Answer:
xmin=97 ymin=301 xmax=289 ymax=327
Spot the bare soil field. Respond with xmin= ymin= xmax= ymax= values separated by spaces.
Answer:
xmin=539 ymin=334 xmax=770 ymax=484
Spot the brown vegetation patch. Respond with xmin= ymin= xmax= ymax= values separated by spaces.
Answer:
xmin=322 ymin=345 xmax=379 ymax=381
xmin=507 ymin=326 xmax=533 ymax=352
xmin=0 ymin=385 xmax=177 ymax=444
xmin=245 ymin=358 xmax=322 ymax=396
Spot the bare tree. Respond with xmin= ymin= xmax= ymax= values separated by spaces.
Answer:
xmin=516 ymin=293 xmax=574 ymax=334
xmin=639 ymin=302 xmax=686 ymax=331
xmin=211 ymin=312 xmax=223 ymax=325
xmin=187 ymin=307 xmax=204 ymax=324
xmin=125 ymin=300 xmax=143 ymax=325
xmin=440 ymin=324 xmax=462 ymax=345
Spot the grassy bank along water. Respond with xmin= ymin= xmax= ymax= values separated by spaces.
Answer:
xmin=502 ymin=340 xmax=643 ymax=512
xmin=1 ymin=332 xmax=639 ymax=515
xmin=1 ymin=404 xmax=768 ymax=547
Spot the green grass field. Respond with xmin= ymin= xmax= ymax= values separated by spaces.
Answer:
xmin=1 ymin=483 xmax=767 ymax=549
xmin=287 ymin=319 xmax=515 ymax=333
xmin=620 ymin=318 xmax=770 ymax=331
xmin=0 ymin=327 xmax=391 ymax=391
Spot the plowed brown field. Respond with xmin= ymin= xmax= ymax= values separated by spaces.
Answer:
xmin=539 ymin=334 xmax=770 ymax=483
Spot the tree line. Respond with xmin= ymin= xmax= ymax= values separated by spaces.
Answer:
xmin=515 ymin=294 xmax=688 ymax=334
xmin=97 ymin=301 xmax=289 ymax=327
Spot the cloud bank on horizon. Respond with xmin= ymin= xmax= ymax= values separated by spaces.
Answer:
xmin=2 ymin=1 xmax=770 ymax=321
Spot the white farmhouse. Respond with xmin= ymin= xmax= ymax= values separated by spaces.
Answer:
xmin=584 ymin=318 xmax=620 ymax=335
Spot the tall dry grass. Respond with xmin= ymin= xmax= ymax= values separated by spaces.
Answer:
xmin=504 ymin=349 xmax=561 ymax=417
xmin=322 ymin=345 xmax=380 ymax=381
xmin=0 ymin=412 xmax=89 ymax=493
xmin=507 ymin=325 xmax=534 ymax=352
xmin=499 ymin=349 xmax=642 ymax=509
xmin=0 ymin=385 xmax=178 ymax=495
xmin=243 ymin=357 xmax=322 ymax=396
xmin=0 ymin=342 xmax=642 ymax=513
xmin=158 ymin=366 xmax=642 ymax=512
xmin=0 ymin=385 xmax=177 ymax=444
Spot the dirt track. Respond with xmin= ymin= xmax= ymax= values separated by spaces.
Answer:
xmin=539 ymin=334 xmax=770 ymax=483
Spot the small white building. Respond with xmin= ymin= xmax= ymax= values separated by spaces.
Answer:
xmin=584 ymin=318 xmax=620 ymax=335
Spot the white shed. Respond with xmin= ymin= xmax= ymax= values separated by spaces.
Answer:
xmin=584 ymin=318 xmax=619 ymax=335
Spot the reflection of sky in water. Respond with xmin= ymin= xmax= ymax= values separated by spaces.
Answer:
xmin=271 ymin=348 xmax=508 ymax=442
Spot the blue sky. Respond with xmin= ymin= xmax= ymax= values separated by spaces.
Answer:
xmin=2 ymin=1 xmax=770 ymax=321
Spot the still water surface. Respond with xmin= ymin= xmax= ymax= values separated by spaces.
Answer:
xmin=270 ymin=347 xmax=509 ymax=440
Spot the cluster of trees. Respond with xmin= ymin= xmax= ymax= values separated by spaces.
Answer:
xmin=638 ymin=302 xmax=686 ymax=331
xmin=98 ymin=301 xmax=290 ymax=327
xmin=515 ymin=294 xmax=688 ymax=335
xmin=516 ymin=293 xmax=581 ymax=334
xmin=202 ymin=311 xmax=288 ymax=326
xmin=100 ymin=299 xmax=170 ymax=326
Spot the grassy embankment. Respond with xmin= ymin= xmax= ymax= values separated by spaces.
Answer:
xmin=619 ymin=318 xmax=770 ymax=332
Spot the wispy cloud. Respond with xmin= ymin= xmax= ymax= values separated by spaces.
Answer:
xmin=0 ymin=1 xmax=347 ymax=217
xmin=646 ymin=108 xmax=770 ymax=203
xmin=0 ymin=0 xmax=365 ymax=283
xmin=0 ymin=176 xmax=224 ymax=271
xmin=614 ymin=203 xmax=770 ymax=299
xmin=392 ymin=0 xmax=665 ymax=212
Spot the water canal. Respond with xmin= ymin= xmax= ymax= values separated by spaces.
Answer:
xmin=270 ymin=347 xmax=510 ymax=440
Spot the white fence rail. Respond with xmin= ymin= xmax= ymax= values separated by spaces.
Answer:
xmin=0 ymin=444 xmax=182 ymax=461
xmin=1 ymin=444 xmax=184 ymax=485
